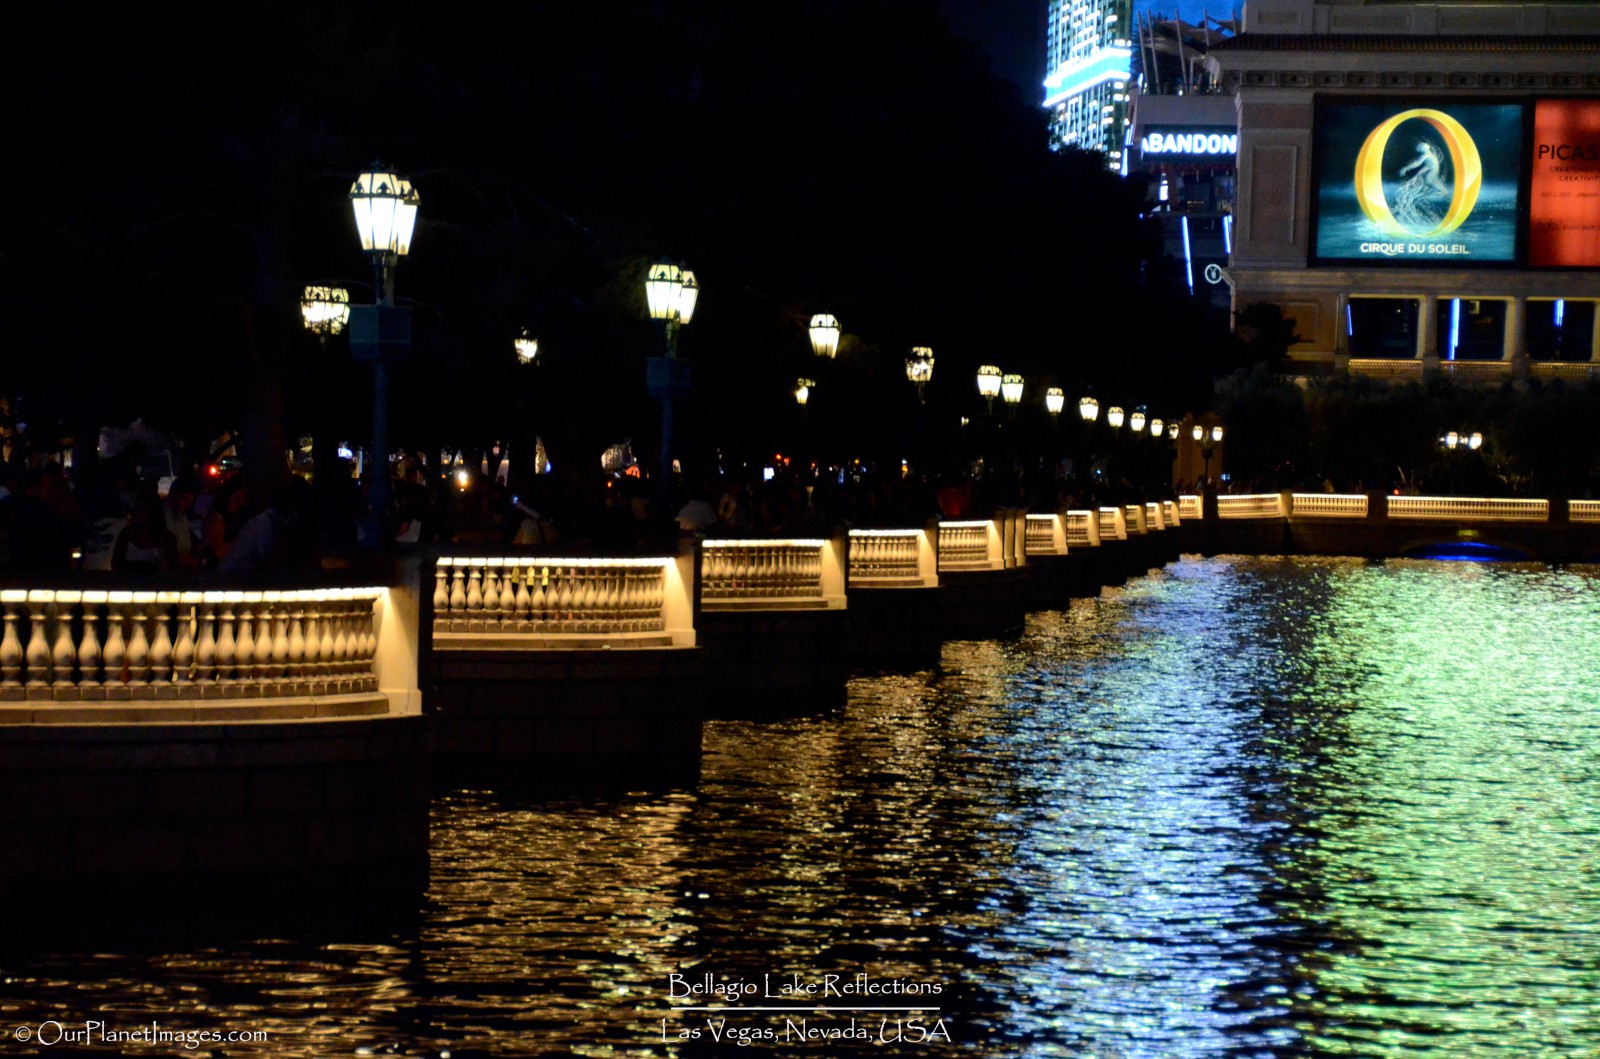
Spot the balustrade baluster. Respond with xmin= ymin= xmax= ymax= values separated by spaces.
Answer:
xmin=448 ymin=561 xmax=467 ymax=626
xmin=174 ymin=592 xmax=200 ymax=692
xmin=77 ymin=593 xmax=105 ymax=691
xmin=513 ymin=562 xmax=532 ymax=629
xmin=235 ymin=597 xmax=256 ymax=693
xmin=331 ymin=591 xmax=351 ymax=687
xmin=51 ymin=593 xmax=78 ymax=693
xmin=465 ymin=564 xmax=483 ymax=623
xmin=105 ymin=591 xmax=135 ymax=694
xmin=482 ymin=561 xmax=502 ymax=627
xmin=433 ymin=564 xmax=449 ymax=617
xmin=0 ymin=591 xmax=24 ymax=691
xmin=24 ymin=592 xmax=52 ymax=689
xmin=214 ymin=593 xmax=238 ymax=687
xmin=151 ymin=593 xmax=177 ymax=692
xmin=194 ymin=597 xmax=217 ymax=688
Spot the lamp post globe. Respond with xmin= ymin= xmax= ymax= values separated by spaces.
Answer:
xmin=1001 ymin=374 xmax=1024 ymax=406
xmin=1079 ymin=396 xmax=1099 ymax=423
xmin=810 ymin=314 xmax=841 ymax=359
xmin=1468 ymin=431 xmax=1483 ymax=451
xmin=976 ymin=365 xmax=1002 ymax=415
xmin=906 ymin=347 xmax=935 ymax=403
xmin=675 ymin=270 xmax=699 ymax=325
xmin=514 ymin=328 xmax=539 ymax=365
xmin=349 ymin=164 xmax=419 ymax=303
xmin=1149 ymin=418 xmax=1164 ymax=439
xmin=301 ymin=286 xmax=350 ymax=337
xmin=1211 ymin=424 xmax=1224 ymax=444
xmin=1191 ymin=423 xmax=1205 ymax=442
xmin=794 ymin=378 xmax=814 ymax=407
xmin=1129 ymin=409 xmax=1147 ymax=434
xmin=1107 ymin=406 xmax=1125 ymax=431
xmin=1045 ymin=388 xmax=1065 ymax=418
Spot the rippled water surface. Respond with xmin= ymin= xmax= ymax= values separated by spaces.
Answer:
xmin=3 ymin=557 xmax=1599 ymax=1057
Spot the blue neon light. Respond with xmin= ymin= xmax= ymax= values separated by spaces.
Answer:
xmin=1555 ymin=299 xmax=1565 ymax=327
xmin=1042 ymin=46 xmax=1133 ymax=106
xmin=1449 ymin=298 xmax=1461 ymax=361
xmin=1222 ymin=214 xmax=1232 ymax=255
xmin=1181 ymin=215 xmax=1194 ymax=295
xmin=1346 ymin=303 xmax=1354 ymax=338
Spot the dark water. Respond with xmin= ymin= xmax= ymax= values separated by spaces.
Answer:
xmin=3 ymin=557 xmax=1599 ymax=1057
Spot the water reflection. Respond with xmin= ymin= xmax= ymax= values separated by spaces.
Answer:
xmin=0 ymin=558 xmax=1596 ymax=1057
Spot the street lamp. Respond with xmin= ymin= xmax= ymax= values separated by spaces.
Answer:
xmin=810 ymin=314 xmax=841 ymax=359
xmin=1468 ymin=431 xmax=1483 ymax=451
xmin=1045 ymin=388 xmax=1065 ymax=418
xmin=644 ymin=261 xmax=695 ymax=490
xmin=794 ymin=378 xmax=815 ymax=407
xmin=1211 ymin=424 xmax=1224 ymax=445
xmin=1001 ymin=374 xmax=1024 ymax=418
xmin=348 ymin=163 xmax=420 ymax=550
xmin=1107 ymin=406 xmax=1126 ymax=430
xmin=977 ymin=365 xmax=1002 ymax=415
xmin=1198 ymin=422 xmax=1222 ymax=485
xmin=1079 ymin=396 xmax=1099 ymax=423
xmin=906 ymin=347 xmax=935 ymax=403
xmin=1129 ymin=409 xmax=1147 ymax=434
xmin=1191 ymin=423 xmax=1205 ymax=443
xmin=1149 ymin=418 xmax=1164 ymax=439
xmin=1167 ymin=422 xmax=1179 ymax=441
xmin=514 ymin=328 xmax=539 ymax=365
xmin=301 ymin=286 xmax=350 ymax=337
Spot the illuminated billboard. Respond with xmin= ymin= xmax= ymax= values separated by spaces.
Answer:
xmin=1528 ymin=98 xmax=1600 ymax=268
xmin=1312 ymin=101 xmax=1524 ymax=265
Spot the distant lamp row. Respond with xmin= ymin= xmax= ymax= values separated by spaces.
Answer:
xmin=1442 ymin=430 xmax=1483 ymax=451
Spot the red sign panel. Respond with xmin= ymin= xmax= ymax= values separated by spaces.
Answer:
xmin=1529 ymin=99 xmax=1600 ymax=268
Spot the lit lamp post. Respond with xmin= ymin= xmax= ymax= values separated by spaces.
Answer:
xmin=1045 ymin=388 xmax=1065 ymax=419
xmin=514 ymin=328 xmax=539 ymax=366
xmin=645 ymin=262 xmax=697 ymax=490
xmin=906 ymin=347 xmax=935 ymax=404
xmin=1107 ymin=406 xmax=1126 ymax=431
xmin=347 ymin=163 xmax=420 ymax=549
xmin=977 ymin=365 xmax=1002 ymax=416
xmin=809 ymin=314 xmax=841 ymax=359
xmin=1149 ymin=417 xmax=1164 ymax=439
xmin=1195 ymin=423 xmax=1223 ymax=485
xmin=1001 ymin=374 xmax=1024 ymax=419
xmin=301 ymin=286 xmax=350 ymax=339
xmin=794 ymin=378 xmax=815 ymax=407
xmin=301 ymin=285 xmax=351 ymax=513
xmin=1079 ymin=396 xmax=1099 ymax=424
xmin=1129 ymin=408 xmax=1147 ymax=434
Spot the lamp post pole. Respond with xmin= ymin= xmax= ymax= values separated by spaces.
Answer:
xmin=301 ymin=285 xmax=351 ymax=541
xmin=646 ymin=264 xmax=696 ymax=501
xmin=347 ymin=163 xmax=419 ymax=551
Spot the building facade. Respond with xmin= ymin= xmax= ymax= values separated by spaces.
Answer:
xmin=1206 ymin=0 xmax=1600 ymax=382
xmin=1045 ymin=0 xmax=1135 ymax=168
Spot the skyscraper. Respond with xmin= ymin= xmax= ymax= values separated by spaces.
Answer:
xmin=1043 ymin=0 xmax=1134 ymax=169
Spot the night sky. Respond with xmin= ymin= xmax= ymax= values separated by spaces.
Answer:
xmin=944 ymin=0 xmax=1244 ymax=99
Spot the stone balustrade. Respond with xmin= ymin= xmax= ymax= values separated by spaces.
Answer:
xmin=1387 ymin=496 xmax=1549 ymax=522
xmin=1531 ymin=363 xmax=1600 ymax=382
xmin=0 ymin=587 xmax=384 ymax=705
xmin=1145 ymin=502 xmax=1166 ymax=531
xmin=1571 ymin=500 xmax=1600 ymax=523
xmin=702 ymin=538 xmax=847 ymax=610
xmin=432 ymin=556 xmax=695 ymax=646
xmin=1291 ymin=493 xmax=1369 ymax=519
xmin=849 ymin=529 xmax=939 ymax=587
xmin=1178 ymin=495 xmax=1202 ymax=520
xmin=1097 ymin=507 xmax=1128 ymax=542
xmin=1439 ymin=361 xmax=1510 ymax=382
xmin=1349 ymin=358 xmax=1423 ymax=380
xmin=1163 ymin=500 xmax=1181 ymax=526
xmin=1124 ymin=504 xmax=1148 ymax=535
xmin=1024 ymin=514 xmax=1068 ymax=556
xmin=1218 ymin=494 xmax=1288 ymax=519
xmin=1065 ymin=511 xmax=1101 ymax=548
xmin=937 ymin=513 xmax=1024 ymax=572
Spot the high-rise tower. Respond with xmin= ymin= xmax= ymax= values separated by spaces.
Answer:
xmin=1043 ymin=0 xmax=1134 ymax=169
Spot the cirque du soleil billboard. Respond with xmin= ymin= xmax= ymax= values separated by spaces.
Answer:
xmin=1313 ymin=101 xmax=1524 ymax=265
xmin=1312 ymin=99 xmax=1600 ymax=267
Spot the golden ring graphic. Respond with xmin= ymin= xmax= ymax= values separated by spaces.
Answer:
xmin=1352 ymin=109 xmax=1483 ymax=237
